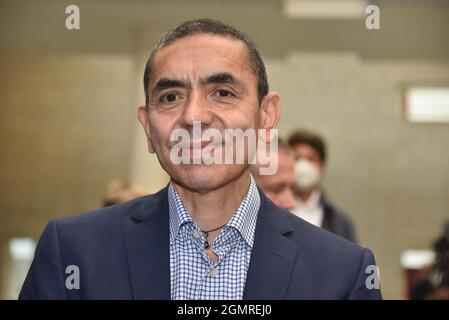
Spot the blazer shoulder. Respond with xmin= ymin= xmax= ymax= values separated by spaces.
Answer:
xmin=260 ymin=197 xmax=382 ymax=299
xmin=269 ymin=200 xmax=365 ymax=259
xmin=55 ymin=187 xmax=168 ymax=236
xmin=57 ymin=196 xmax=142 ymax=227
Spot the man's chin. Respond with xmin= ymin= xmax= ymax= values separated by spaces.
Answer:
xmin=170 ymin=164 xmax=240 ymax=193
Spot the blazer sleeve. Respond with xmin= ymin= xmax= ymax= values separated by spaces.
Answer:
xmin=19 ymin=220 xmax=67 ymax=300
xmin=347 ymin=248 xmax=383 ymax=300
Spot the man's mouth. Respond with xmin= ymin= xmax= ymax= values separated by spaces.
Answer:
xmin=189 ymin=140 xmax=213 ymax=150
xmin=171 ymin=140 xmax=223 ymax=151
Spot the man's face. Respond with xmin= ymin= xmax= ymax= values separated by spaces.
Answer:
xmin=138 ymin=34 xmax=279 ymax=192
xmin=254 ymin=150 xmax=296 ymax=210
xmin=292 ymin=144 xmax=324 ymax=171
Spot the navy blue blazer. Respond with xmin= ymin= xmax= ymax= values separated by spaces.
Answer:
xmin=19 ymin=186 xmax=382 ymax=299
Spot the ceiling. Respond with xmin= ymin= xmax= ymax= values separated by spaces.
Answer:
xmin=1 ymin=0 xmax=448 ymax=60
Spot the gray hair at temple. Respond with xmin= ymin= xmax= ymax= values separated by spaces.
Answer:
xmin=143 ymin=18 xmax=269 ymax=107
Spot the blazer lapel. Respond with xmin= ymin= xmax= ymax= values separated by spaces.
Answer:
xmin=243 ymin=191 xmax=300 ymax=300
xmin=123 ymin=187 xmax=171 ymax=299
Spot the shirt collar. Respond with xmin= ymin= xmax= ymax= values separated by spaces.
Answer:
xmin=168 ymin=174 xmax=260 ymax=248
xmin=168 ymin=183 xmax=194 ymax=245
xmin=296 ymin=189 xmax=322 ymax=209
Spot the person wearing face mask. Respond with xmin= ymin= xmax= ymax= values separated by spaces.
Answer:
xmin=288 ymin=129 xmax=358 ymax=243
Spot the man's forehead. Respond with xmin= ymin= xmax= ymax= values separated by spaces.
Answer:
xmin=152 ymin=70 xmax=239 ymax=86
xmin=293 ymin=144 xmax=320 ymax=158
xmin=150 ymin=34 xmax=252 ymax=83
xmin=158 ymin=33 xmax=247 ymax=56
xmin=278 ymin=151 xmax=295 ymax=166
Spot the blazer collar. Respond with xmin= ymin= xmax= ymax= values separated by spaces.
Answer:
xmin=124 ymin=186 xmax=171 ymax=299
xmin=243 ymin=190 xmax=300 ymax=299
xmin=123 ymin=185 xmax=300 ymax=300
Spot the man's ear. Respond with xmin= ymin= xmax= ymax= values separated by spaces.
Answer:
xmin=259 ymin=92 xmax=281 ymax=143
xmin=137 ymin=105 xmax=155 ymax=153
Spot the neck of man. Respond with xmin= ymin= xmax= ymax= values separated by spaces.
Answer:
xmin=298 ymin=188 xmax=316 ymax=202
xmin=172 ymin=171 xmax=251 ymax=232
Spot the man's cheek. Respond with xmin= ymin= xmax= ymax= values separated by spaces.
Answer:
xmin=147 ymin=130 xmax=162 ymax=154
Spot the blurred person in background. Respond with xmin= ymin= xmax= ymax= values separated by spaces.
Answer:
xmin=288 ymin=129 xmax=358 ymax=243
xmin=102 ymin=180 xmax=149 ymax=207
xmin=411 ymin=222 xmax=449 ymax=300
xmin=251 ymin=138 xmax=296 ymax=211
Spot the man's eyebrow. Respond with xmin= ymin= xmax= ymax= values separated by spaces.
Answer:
xmin=152 ymin=78 xmax=187 ymax=94
xmin=201 ymin=72 xmax=243 ymax=87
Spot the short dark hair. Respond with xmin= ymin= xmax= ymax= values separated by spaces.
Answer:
xmin=287 ymin=129 xmax=327 ymax=163
xmin=143 ymin=18 xmax=269 ymax=107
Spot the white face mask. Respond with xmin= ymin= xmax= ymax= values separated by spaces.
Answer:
xmin=294 ymin=159 xmax=321 ymax=191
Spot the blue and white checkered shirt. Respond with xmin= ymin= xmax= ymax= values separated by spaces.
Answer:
xmin=168 ymin=175 xmax=260 ymax=300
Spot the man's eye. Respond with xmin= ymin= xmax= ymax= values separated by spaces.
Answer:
xmin=160 ymin=93 xmax=178 ymax=103
xmin=215 ymin=89 xmax=233 ymax=97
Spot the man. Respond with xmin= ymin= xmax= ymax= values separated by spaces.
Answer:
xmin=251 ymin=139 xmax=296 ymax=211
xmin=20 ymin=19 xmax=381 ymax=299
xmin=288 ymin=129 xmax=358 ymax=243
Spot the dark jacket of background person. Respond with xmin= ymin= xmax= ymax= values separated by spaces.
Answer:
xmin=19 ymin=187 xmax=382 ymax=300
xmin=411 ymin=222 xmax=449 ymax=300
xmin=320 ymin=192 xmax=358 ymax=243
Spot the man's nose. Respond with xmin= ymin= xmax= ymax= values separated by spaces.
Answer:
xmin=181 ymin=91 xmax=213 ymax=128
xmin=280 ymin=188 xmax=297 ymax=211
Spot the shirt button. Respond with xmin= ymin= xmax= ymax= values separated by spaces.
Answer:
xmin=209 ymin=268 xmax=218 ymax=277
